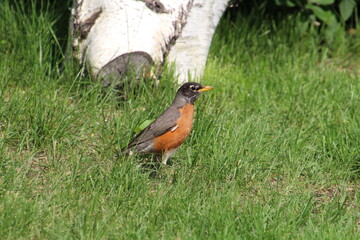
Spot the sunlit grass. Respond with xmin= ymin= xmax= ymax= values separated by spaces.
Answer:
xmin=0 ymin=1 xmax=359 ymax=239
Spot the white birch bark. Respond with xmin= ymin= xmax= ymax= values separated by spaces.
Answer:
xmin=168 ymin=0 xmax=229 ymax=83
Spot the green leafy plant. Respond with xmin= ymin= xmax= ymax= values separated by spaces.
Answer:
xmin=133 ymin=119 xmax=154 ymax=134
xmin=275 ymin=0 xmax=357 ymax=43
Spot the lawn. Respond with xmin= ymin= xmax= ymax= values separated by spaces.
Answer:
xmin=0 ymin=1 xmax=359 ymax=239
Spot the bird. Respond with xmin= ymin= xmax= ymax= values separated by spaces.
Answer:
xmin=122 ymin=82 xmax=213 ymax=165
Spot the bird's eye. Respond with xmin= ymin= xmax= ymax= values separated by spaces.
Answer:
xmin=189 ymin=85 xmax=196 ymax=91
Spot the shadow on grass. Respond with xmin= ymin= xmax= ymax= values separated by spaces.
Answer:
xmin=116 ymin=151 xmax=173 ymax=179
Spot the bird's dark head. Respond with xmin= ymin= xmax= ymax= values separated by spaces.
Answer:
xmin=176 ymin=82 xmax=214 ymax=104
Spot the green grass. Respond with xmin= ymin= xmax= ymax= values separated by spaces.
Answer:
xmin=1 ymin=1 xmax=360 ymax=239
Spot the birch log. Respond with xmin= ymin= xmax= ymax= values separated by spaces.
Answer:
xmin=70 ymin=0 xmax=229 ymax=85
xmin=168 ymin=0 xmax=229 ymax=83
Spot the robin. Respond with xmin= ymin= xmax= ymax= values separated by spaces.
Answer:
xmin=122 ymin=82 xmax=213 ymax=165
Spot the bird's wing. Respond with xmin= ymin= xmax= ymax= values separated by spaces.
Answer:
xmin=124 ymin=106 xmax=180 ymax=150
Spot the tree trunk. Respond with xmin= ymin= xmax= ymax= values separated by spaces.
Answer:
xmin=69 ymin=0 xmax=229 ymax=85
xmin=168 ymin=0 xmax=229 ymax=83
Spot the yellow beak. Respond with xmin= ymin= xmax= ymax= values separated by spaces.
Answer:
xmin=198 ymin=86 xmax=214 ymax=92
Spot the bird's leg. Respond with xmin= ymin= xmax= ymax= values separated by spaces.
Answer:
xmin=162 ymin=148 xmax=178 ymax=165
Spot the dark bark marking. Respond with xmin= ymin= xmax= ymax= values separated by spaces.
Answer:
xmin=145 ymin=0 xmax=170 ymax=13
xmin=161 ymin=1 xmax=193 ymax=63
xmin=79 ymin=8 xmax=103 ymax=40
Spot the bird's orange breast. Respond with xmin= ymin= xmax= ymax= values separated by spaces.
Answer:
xmin=153 ymin=103 xmax=194 ymax=152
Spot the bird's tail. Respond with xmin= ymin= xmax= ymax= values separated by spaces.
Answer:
xmin=113 ymin=146 xmax=131 ymax=159
xmin=121 ymin=147 xmax=130 ymax=155
xmin=120 ymin=146 xmax=135 ymax=156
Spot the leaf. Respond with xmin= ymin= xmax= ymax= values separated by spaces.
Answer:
xmin=306 ymin=4 xmax=334 ymax=24
xmin=324 ymin=15 xmax=341 ymax=43
xmin=309 ymin=0 xmax=335 ymax=5
xmin=133 ymin=119 xmax=154 ymax=134
xmin=275 ymin=0 xmax=296 ymax=7
xmin=339 ymin=0 xmax=356 ymax=21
